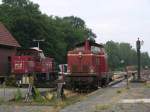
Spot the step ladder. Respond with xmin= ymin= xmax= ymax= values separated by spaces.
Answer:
xmin=25 ymin=84 xmax=33 ymax=102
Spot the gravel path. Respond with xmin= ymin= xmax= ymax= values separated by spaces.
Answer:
xmin=0 ymin=105 xmax=53 ymax=112
xmin=108 ymin=84 xmax=150 ymax=112
xmin=60 ymin=81 xmax=150 ymax=112
xmin=60 ymin=87 xmax=128 ymax=112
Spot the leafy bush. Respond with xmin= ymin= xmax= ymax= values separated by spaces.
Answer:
xmin=116 ymin=90 xmax=122 ymax=94
xmin=33 ymin=87 xmax=46 ymax=103
xmin=14 ymin=88 xmax=22 ymax=101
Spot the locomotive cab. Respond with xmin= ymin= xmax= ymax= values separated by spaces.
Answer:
xmin=66 ymin=40 xmax=109 ymax=89
xmin=16 ymin=47 xmax=45 ymax=61
xmin=11 ymin=47 xmax=56 ymax=85
xmin=67 ymin=40 xmax=108 ymax=74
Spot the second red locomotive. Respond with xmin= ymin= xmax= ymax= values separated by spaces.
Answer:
xmin=11 ymin=47 xmax=56 ymax=85
xmin=66 ymin=39 xmax=110 ymax=89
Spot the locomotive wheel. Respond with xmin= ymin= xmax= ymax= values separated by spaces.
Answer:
xmin=101 ymin=78 xmax=107 ymax=87
xmin=65 ymin=76 xmax=100 ymax=91
xmin=92 ymin=77 xmax=99 ymax=89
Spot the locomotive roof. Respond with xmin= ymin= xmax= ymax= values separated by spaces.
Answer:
xmin=0 ymin=22 xmax=20 ymax=47
xmin=17 ymin=48 xmax=42 ymax=52
xmin=30 ymin=47 xmax=42 ymax=51
xmin=75 ymin=40 xmax=104 ymax=48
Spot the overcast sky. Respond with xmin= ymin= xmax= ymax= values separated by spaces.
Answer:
xmin=1 ymin=0 xmax=150 ymax=53
xmin=31 ymin=0 xmax=150 ymax=53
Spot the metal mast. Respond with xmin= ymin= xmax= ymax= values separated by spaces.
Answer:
xmin=33 ymin=39 xmax=45 ymax=49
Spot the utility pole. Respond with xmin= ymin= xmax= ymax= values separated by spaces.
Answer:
xmin=33 ymin=39 xmax=45 ymax=49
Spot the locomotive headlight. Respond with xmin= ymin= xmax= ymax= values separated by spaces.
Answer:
xmin=90 ymin=66 xmax=94 ymax=73
xmin=78 ymin=52 xmax=83 ymax=58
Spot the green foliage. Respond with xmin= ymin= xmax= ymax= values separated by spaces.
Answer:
xmin=116 ymin=90 xmax=122 ymax=94
xmin=0 ymin=0 xmax=149 ymax=68
xmin=0 ymin=97 xmax=4 ymax=105
xmin=0 ymin=0 xmax=95 ymax=63
xmin=33 ymin=87 xmax=46 ymax=103
xmin=105 ymin=41 xmax=120 ymax=70
xmin=95 ymin=104 xmax=110 ymax=111
xmin=14 ymin=88 xmax=22 ymax=101
xmin=105 ymin=41 xmax=150 ymax=70
xmin=141 ymin=52 xmax=150 ymax=66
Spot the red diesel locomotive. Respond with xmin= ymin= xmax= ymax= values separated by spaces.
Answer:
xmin=66 ymin=40 xmax=110 ymax=89
xmin=11 ymin=47 xmax=56 ymax=85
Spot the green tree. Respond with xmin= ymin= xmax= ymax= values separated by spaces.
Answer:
xmin=105 ymin=41 xmax=150 ymax=70
xmin=63 ymin=16 xmax=85 ymax=29
xmin=0 ymin=0 xmax=95 ymax=63
xmin=141 ymin=52 xmax=150 ymax=67
xmin=105 ymin=41 xmax=120 ymax=70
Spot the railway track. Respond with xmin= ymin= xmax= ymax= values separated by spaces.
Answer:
xmin=65 ymin=76 xmax=127 ymax=94
xmin=108 ymin=77 xmax=125 ymax=87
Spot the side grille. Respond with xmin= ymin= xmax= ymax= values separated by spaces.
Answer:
xmin=71 ymin=64 xmax=89 ymax=73
xmin=82 ymin=65 xmax=89 ymax=72
xmin=72 ymin=64 xmax=78 ymax=73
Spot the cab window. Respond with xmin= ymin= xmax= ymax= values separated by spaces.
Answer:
xmin=91 ymin=46 xmax=101 ymax=53
xmin=74 ymin=46 xmax=84 ymax=51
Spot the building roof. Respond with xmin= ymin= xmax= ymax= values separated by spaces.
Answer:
xmin=0 ymin=22 xmax=20 ymax=47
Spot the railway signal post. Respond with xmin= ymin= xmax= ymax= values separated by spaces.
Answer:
xmin=136 ymin=38 xmax=144 ymax=81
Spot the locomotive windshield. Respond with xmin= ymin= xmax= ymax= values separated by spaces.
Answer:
xmin=91 ymin=46 xmax=101 ymax=53
xmin=16 ymin=51 xmax=36 ymax=56
xmin=74 ymin=46 xmax=84 ymax=51
xmin=16 ymin=49 xmax=45 ymax=59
